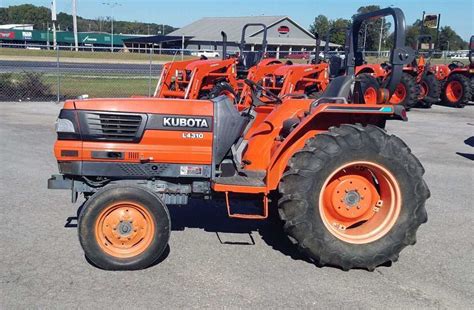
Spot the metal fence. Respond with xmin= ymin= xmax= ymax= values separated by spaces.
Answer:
xmin=0 ymin=43 xmax=466 ymax=102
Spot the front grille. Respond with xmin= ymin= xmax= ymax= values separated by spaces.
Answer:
xmin=81 ymin=111 xmax=145 ymax=142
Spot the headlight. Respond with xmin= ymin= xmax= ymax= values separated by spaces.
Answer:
xmin=55 ymin=118 xmax=76 ymax=133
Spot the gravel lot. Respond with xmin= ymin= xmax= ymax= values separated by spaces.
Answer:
xmin=1 ymin=102 xmax=473 ymax=308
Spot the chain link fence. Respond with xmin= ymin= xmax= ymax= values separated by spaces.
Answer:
xmin=0 ymin=44 xmax=185 ymax=101
xmin=0 ymin=43 xmax=466 ymax=102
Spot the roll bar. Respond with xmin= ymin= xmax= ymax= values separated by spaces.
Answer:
xmin=345 ymin=7 xmax=415 ymax=96
xmin=239 ymin=23 xmax=268 ymax=54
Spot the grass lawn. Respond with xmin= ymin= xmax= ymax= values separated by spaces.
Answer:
xmin=58 ymin=75 xmax=159 ymax=98
xmin=1 ymin=72 xmax=158 ymax=99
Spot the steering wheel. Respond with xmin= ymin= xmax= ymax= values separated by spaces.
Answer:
xmin=244 ymin=79 xmax=282 ymax=105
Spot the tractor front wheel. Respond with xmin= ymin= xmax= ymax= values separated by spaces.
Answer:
xmin=389 ymin=72 xmax=418 ymax=109
xmin=278 ymin=124 xmax=429 ymax=270
xmin=441 ymin=74 xmax=471 ymax=108
xmin=78 ymin=185 xmax=170 ymax=270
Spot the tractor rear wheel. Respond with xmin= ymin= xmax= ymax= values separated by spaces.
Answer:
xmin=471 ymin=77 xmax=474 ymax=101
xmin=418 ymin=74 xmax=440 ymax=108
xmin=389 ymin=72 xmax=418 ymax=108
xmin=441 ymin=73 xmax=471 ymax=108
xmin=278 ymin=124 xmax=429 ymax=270
xmin=78 ymin=185 xmax=170 ymax=270
xmin=355 ymin=74 xmax=379 ymax=104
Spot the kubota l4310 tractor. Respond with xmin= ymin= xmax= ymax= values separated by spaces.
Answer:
xmin=49 ymin=8 xmax=429 ymax=271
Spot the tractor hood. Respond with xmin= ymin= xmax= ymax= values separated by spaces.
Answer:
xmin=185 ymin=58 xmax=235 ymax=71
xmin=69 ymin=98 xmax=214 ymax=115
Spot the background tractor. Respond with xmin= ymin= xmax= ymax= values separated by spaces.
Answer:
xmin=49 ymin=8 xmax=429 ymax=272
xmin=154 ymin=24 xmax=283 ymax=101
xmin=440 ymin=35 xmax=474 ymax=108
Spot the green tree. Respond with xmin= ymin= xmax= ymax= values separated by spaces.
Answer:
xmin=330 ymin=18 xmax=351 ymax=46
xmin=0 ymin=4 xmax=176 ymax=35
xmin=309 ymin=14 xmax=350 ymax=46
xmin=309 ymin=15 xmax=330 ymax=37
xmin=438 ymin=26 xmax=467 ymax=50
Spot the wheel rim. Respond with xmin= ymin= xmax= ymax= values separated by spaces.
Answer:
xmin=389 ymin=83 xmax=406 ymax=104
xmin=419 ymin=81 xmax=428 ymax=99
xmin=363 ymin=87 xmax=377 ymax=104
xmin=446 ymin=80 xmax=463 ymax=102
xmin=95 ymin=201 xmax=155 ymax=258
xmin=319 ymin=161 xmax=402 ymax=244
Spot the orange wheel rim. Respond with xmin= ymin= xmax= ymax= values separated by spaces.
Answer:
xmin=95 ymin=201 xmax=155 ymax=258
xmin=319 ymin=161 xmax=402 ymax=244
xmin=446 ymin=81 xmax=463 ymax=102
xmin=419 ymin=81 xmax=428 ymax=99
xmin=389 ymin=83 xmax=406 ymax=104
xmin=363 ymin=87 xmax=377 ymax=104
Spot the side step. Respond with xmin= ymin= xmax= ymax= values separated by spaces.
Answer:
xmin=225 ymin=192 xmax=268 ymax=220
xmin=213 ymin=170 xmax=266 ymax=193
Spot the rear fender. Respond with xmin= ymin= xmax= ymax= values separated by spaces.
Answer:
xmin=266 ymin=103 xmax=404 ymax=190
xmin=355 ymin=64 xmax=386 ymax=78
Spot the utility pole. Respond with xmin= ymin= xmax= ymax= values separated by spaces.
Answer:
xmin=181 ymin=34 xmax=184 ymax=60
xmin=51 ymin=0 xmax=57 ymax=49
xmin=102 ymin=2 xmax=121 ymax=53
xmin=72 ymin=0 xmax=78 ymax=51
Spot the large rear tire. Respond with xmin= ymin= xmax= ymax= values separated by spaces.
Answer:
xmin=441 ymin=73 xmax=471 ymax=108
xmin=278 ymin=124 xmax=429 ymax=270
xmin=78 ymin=185 xmax=170 ymax=270
xmin=418 ymin=74 xmax=440 ymax=108
xmin=389 ymin=72 xmax=419 ymax=109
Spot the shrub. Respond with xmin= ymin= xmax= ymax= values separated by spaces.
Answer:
xmin=0 ymin=72 xmax=54 ymax=101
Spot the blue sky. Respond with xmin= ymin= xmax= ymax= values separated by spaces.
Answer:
xmin=1 ymin=0 xmax=473 ymax=39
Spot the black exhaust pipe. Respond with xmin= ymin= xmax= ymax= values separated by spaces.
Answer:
xmin=221 ymin=31 xmax=227 ymax=60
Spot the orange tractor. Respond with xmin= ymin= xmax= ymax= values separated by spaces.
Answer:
xmin=49 ymin=8 xmax=429 ymax=271
xmin=241 ymin=33 xmax=329 ymax=104
xmin=154 ymin=24 xmax=283 ymax=101
xmin=243 ymin=30 xmax=379 ymax=107
xmin=355 ymin=35 xmax=444 ymax=108
xmin=440 ymin=35 xmax=474 ymax=107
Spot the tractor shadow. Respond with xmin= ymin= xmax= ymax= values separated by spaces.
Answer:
xmin=435 ymin=101 xmax=474 ymax=108
xmin=168 ymin=198 xmax=310 ymax=263
xmin=64 ymin=197 xmax=311 ymax=267
xmin=456 ymin=136 xmax=474 ymax=161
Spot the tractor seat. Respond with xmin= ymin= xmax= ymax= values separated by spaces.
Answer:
xmin=237 ymin=52 xmax=262 ymax=71
xmin=328 ymin=55 xmax=343 ymax=78
xmin=318 ymin=75 xmax=354 ymax=100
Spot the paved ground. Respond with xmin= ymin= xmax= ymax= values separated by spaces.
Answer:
xmin=0 ymin=60 xmax=163 ymax=75
xmin=1 ymin=102 xmax=473 ymax=308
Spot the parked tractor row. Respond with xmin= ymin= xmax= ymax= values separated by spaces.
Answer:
xmin=50 ymin=8 xmax=436 ymax=271
xmin=153 ymin=22 xmax=473 ymax=111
